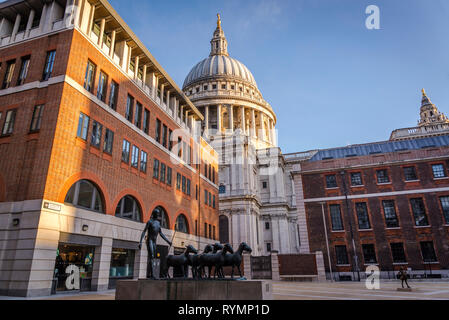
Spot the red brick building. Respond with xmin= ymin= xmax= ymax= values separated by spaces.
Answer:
xmin=0 ymin=0 xmax=219 ymax=297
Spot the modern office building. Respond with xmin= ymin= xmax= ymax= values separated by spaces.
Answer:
xmin=0 ymin=0 xmax=219 ymax=297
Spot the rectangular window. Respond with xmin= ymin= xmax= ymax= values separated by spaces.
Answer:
xmin=213 ymin=195 xmax=216 ymax=208
xmin=17 ymin=55 xmax=30 ymax=86
xmin=403 ymin=166 xmax=418 ymax=181
xmin=329 ymin=204 xmax=343 ymax=231
xmin=209 ymin=192 xmax=212 ymax=206
xmin=204 ymin=223 xmax=207 ymax=237
xmin=362 ymin=244 xmax=377 ymax=264
xmin=140 ymin=151 xmax=147 ymax=173
xmin=266 ymin=243 xmax=272 ymax=252
xmin=350 ymin=172 xmax=363 ymax=186
xmin=96 ymin=71 xmax=108 ymax=102
xmin=265 ymin=222 xmax=270 ymax=230
xmin=155 ymin=119 xmax=161 ymax=143
xmin=208 ymin=224 xmax=212 ymax=239
xmin=168 ymin=129 xmax=173 ymax=151
xmin=382 ymin=200 xmax=399 ymax=228
xmin=390 ymin=243 xmax=407 ymax=263
xmin=187 ymin=179 xmax=191 ymax=196
xmin=84 ymin=60 xmax=96 ymax=92
xmin=204 ymin=190 xmax=208 ymax=204
xmin=103 ymin=128 xmax=114 ymax=154
xmin=326 ymin=175 xmax=337 ymax=188
xmin=182 ymin=176 xmax=186 ymax=193
xmin=376 ymin=169 xmax=390 ymax=183
xmin=30 ymin=105 xmax=44 ymax=132
xmin=42 ymin=50 xmax=56 ymax=81
xmin=76 ymin=112 xmax=90 ymax=140
xmin=335 ymin=245 xmax=349 ymax=265
xmin=134 ymin=101 xmax=142 ymax=129
xmin=167 ymin=167 xmax=172 ymax=186
xmin=432 ymin=164 xmax=446 ymax=178
xmin=176 ymin=173 xmax=181 ymax=190
xmin=356 ymin=202 xmax=371 ymax=230
xmin=131 ymin=145 xmax=139 ymax=168
xmin=108 ymin=80 xmax=118 ymax=110
xmin=2 ymin=109 xmax=17 ymax=135
xmin=2 ymin=60 xmax=15 ymax=89
xmin=177 ymin=137 xmax=183 ymax=158
xmin=125 ymin=95 xmax=134 ymax=123
xmin=410 ymin=198 xmax=429 ymax=226
xmin=121 ymin=140 xmax=130 ymax=163
xmin=143 ymin=109 xmax=150 ymax=134
xmin=90 ymin=120 xmax=102 ymax=148
xmin=440 ymin=196 xmax=449 ymax=225
xmin=162 ymin=124 xmax=168 ymax=148
xmin=420 ymin=241 xmax=437 ymax=262
xmin=160 ymin=163 xmax=166 ymax=183
xmin=153 ymin=159 xmax=160 ymax=179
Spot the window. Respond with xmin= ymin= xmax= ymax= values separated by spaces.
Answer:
xmin=96 ymin=71 xmax=108 ymax=102
xmin=362 ymin=244 xmax=377 ymax=264
xmin=326 ymin=175 xmax=337 ymax=188
xmin=204 ymin=163 xmax=208 ymax=178
xmin=209 ymin=192 xmax=212 ymax=206
xmin=160 ymin=163 xmax=166 ymax=183
xmin=140 ymin=151 xmax=147 ymax=173
xmin=376 ymin=169 xmax=390 ymax=183
xmin=329 ymin=204 xmax=343 ymax=231
xmin=356 ymin=202 xmax=371 ymax=229
xmin=155 ymin=119 xmax=161 ymax=143
xmin=209 ymin=224 xmax=212 ymax=239
xmin=17 ymin=56 xmax=30 ymax=86
xmin=153 ymin=159 xmax=160 ymax=179
xmin=134 ymin=101 xmax=142 ymax=129
xmin=335 ymin=245 xmax=348 ymax=265
xmin=382 ymin=200 xmax=399 ymax=228
xmin=115 ymin=195 xmax=141 ymax=222
xmin=204 ymin=85 xmax=208 ymax=91
xmin=219 ymin=185 xmax=226 ymax=194
xmin=108 ymin=80 xmax=118 ymax=110
xmin=204 ymin=190 xmax=208 ymax=204
xmin=204 ymin=223 xmax=207 ymax=237
xmin=432 ymin=164 xmax=446 ymax=179
xmin=152 ymin=206 xmax=169 ymax=229
xmin=403 ymin=167 xmax=418 ymax=181
xmin=30 ymin=105 xmax=44 ymax=132
xmin=2 ymin=60 xmax=15 ymax=89
xmin=222 ymin=84 xmax=226 ymax=90
xmin=64 ymin=180 xmax=103 ymax=212
xmin=187 ymin=179 xmax=191 ymax=196
xmin=162 ymin=124 xmax=168 ymax=148
xmin=212 ymin=195 xmax=215 ymax=208
xmin=90 ymin=120 xmax=102 ymax=148
xmin=175 ymin=215 xmax=189 ymax=233
xmin=350 ymin=172 xmax=363 ymax=186
xmin=212 ymin=84 xmax=217 ymax=90
xmin=103 ymin=128 xmax=114 ymax=154
xmin=84 ymin=60 xmax=96 ymax=92
xmin=390 ymin=243 xmax=407 ymax=263
xmin=440 ymin=196 xmax=449 ymax=224
xmin=265 ymin=222 xmax=270 ymax=230
xmin=42 ymin=50 xmax=56 ymax=81
xmin=410 ymin=198 xmax=429 ymax=226
xmin=131 ymin=145 xmax=139 ymax=168
xmin=176 ymin=173 xmax=181 ymax=190
xmin=143 ymin=109 xmax=150 ymax=134
xmin=182 ymin=176 xmax=186 ymax=193
xmin=420 ymin=241 xmax=437 ymax=262
xmin=266 ymin=243 xmax=272 ymax=252
xmin=177 ymin=137 xmax=182 ymax=158
xmin=76 ymin=112 xmax=89 ymax=140
xmin=168 ymin=129 xmax=173 ymax=151
xmin=167 ymin=167 xmax=172 ymax=186
xmin=262 ymin=181 xmax=267 ymax=189
xmin=121 ymin=140 xmax=130 ymax=163
xmin=125 ymin=95 xmax=134 ymax=123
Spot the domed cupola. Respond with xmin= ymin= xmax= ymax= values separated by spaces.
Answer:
xmin=418 ymin=89 xmax=449 ymax=126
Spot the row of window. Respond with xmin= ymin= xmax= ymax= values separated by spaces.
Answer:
xmin=204 ymin=162 xmax=216 ymax=184
xmin=186 ymin=81 xmax=259 ymax=99
xmin=325 ymin=164 xmax=448 ymax=189
xmin=77 ymin=112 xmax=115 ymax=154
xmin=329 ymin=196 xmax=449 ymax=231
xmin=335 ymin=241 xmax=438 ymax=265
xmin=175 ymin=172 xmax=191 ymax=196
xmin=193 ymin=220 xmax=216 ymax=240
xmin=0 ymin=50 xmax=56 ymax=90
xmin=204 ymin=189 xmax=216 ymax=209
xmin=0 ymin=105 xmax=44 ymax=136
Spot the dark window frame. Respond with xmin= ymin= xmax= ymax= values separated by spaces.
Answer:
xmin=42 ymin=50 xmax=56 ymax=81
xmin=30 ymin=104 xmax=44 ymax=132
xmin=121 ymin=139 xmax=130 ymax=164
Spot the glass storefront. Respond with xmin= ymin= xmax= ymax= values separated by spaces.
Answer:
xmin=108 ymin=248 xmax=135 ymax=289
xmin=54 ymin=243 xmax=95 ymax=293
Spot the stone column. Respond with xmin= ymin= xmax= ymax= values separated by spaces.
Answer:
xmin=240 ymin=106 xmax=246 ymax=134
xmin=134 ymin=244 xmax=148 ymax=279
xmin=109 ymin=30 xmax=116 ymax=58
xmin=160 ymin=84 xmax=165 ymax=105
xmin=39 ymin=4 xmax=48 ymax=31
xmin=217 ymin=105 xmax=222 ymax=133
xmin=315 ymin=251 xmax=326 ymax=282
xmin=174 ymin=98 xmax=179 ymax=122
xmin=98 ymin=18 xmax=105 ymax=46
xmin=166 ymin=90 xmax=171 ymax=110
xmin=10 ymin=14 xmax=21 ymax=42
xmin=126 ymin=46 xmax=132 ymax=73
xmin=243 ymin=253 xmax=252 ymax=280
xmin=87 ymin=4 xmax=95 ymax=36
xmin=204 ymin=105 xmax=209 ymax=136
xmin=251 ymin=109 xmax=256 ymax=138
xmin=228 ymin=105 xmax=234 ymax=133
xmin=91 ymin=237 xmax=112 ymax=291
xmin=260 ymin=112 xmax=266 ymax=141
xmin=134 ymin=56 xmax=139 ymax=80
xmin=271 ymin=250 xmax=280 ymax=281
xmin=25 ymin=9 xmax=35 ymax=38
xmin=142 ymin=64 xmax=147 ymax=87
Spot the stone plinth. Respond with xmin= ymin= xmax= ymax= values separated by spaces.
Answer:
xmin=115 ymin=279 xmax=273 ymax=300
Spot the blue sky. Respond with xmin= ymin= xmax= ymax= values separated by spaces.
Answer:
xmin=109 ymin=0 xmax=449 ymax=153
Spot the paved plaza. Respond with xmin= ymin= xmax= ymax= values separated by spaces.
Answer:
xmin=1 ymin=280 xmax=449 ymax=300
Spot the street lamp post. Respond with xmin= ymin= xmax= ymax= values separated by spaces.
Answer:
xmin=319 ymin=201 xmax=334 ymax=282
xmin=340 ymin=170 xmax=360 ymax=281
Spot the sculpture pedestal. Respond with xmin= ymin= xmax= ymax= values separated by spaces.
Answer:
xmin=115 ymin=279 xmax=273 ymax=300
xmin=396 ymin=287 xmax=413 ymax=292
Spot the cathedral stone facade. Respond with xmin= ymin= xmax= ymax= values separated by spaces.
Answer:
xmin=183 ymin=15 xmax=308 ymax=256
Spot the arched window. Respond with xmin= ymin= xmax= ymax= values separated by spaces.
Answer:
xmin=151 ymin=206 xmax=169 ymax=229
xmin=115 ymin=195 xmax=141 ymax=222
xmin=175 ymin=214 xmax=189 ymax=233
xmin=64 ymin=180 xmax=104 ymax=213
xmin=219 ymin=215 xmax=229 ymax=243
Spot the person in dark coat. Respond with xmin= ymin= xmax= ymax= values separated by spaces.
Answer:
xmin=398 ymin=267 xmax=411 ymax=288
